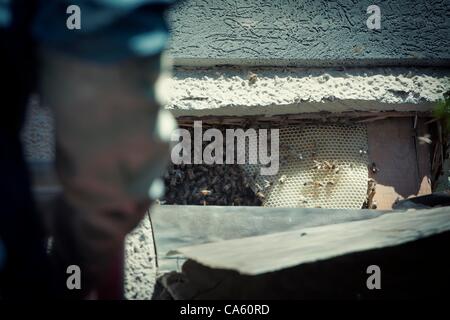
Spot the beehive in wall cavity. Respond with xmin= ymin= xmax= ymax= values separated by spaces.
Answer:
xmin=243 ymin=124 xmax=369 ymax=209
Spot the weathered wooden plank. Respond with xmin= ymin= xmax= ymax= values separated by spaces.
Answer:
xmin=151 ymin=205 xmax=385 ymax=273
xmin=172 ymin=207 xmax=450 ymax=275
xmin=156 ymin=231 xmax=450 ymax=299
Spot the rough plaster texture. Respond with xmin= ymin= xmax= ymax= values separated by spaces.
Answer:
xmin=168 ymin=0 xmax=450 ymax=67
xmin=168 ymin=67 xmax=450 ymax=116
xmin=124 ymin=213 xmax=157 ymax=300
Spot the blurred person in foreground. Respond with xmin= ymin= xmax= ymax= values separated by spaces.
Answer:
xmin=0 ymin=0 xmax=177 ymax=299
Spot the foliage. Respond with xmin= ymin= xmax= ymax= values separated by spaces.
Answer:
xmin=433 ymin=91 xmax=450 ymax=132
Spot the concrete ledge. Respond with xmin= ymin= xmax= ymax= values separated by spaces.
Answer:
xmin=168 ymin=67 xmax=449 ymax=117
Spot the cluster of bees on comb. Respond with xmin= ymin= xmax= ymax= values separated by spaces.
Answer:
xmin=160 ymin=163 xmax=261 ymax=206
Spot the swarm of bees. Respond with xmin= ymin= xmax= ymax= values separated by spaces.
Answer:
xmin=162 ymin=163 xmax=261 ymax=206
xmin=161 ymin=125 xmax=262 ymax=206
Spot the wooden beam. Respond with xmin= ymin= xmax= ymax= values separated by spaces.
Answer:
xmin=172 ymin=207 xmax=450 ymax=275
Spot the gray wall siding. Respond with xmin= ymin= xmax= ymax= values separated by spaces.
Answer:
xmin=168 ymin=0 xmax=450 ymax=66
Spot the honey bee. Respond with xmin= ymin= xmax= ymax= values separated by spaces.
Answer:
xmin=210 ymin=176 xmax=219 ymax=185
xmin=223 ymin=183 xmax=232 ymax=192
xmin=200 ymin=189 xmax=212 ymax=196
xmin=256 ymin=191 xmax=265 ymax=200
xmin=242 ymin=176 xmax=250 ymax=188
xmin=370 ymin=162 xmax=379 ymax=174
xmin=278 ymin=175 xmax=287 ymax=184
xmin=187 ymin=168 xmax=195 ymax=180
xmin=248 ymin=72 xmax=257 ymax=85
xmin=297 ymin=196 xmax=308 ymax=205
xmin=418 ymin=134 xmax=432 ymax=145
xmin=314 ymin=181 xmax=325 ymax=187
xmin=371 ymin=200 xmax=378 ymax=209
xmin=323 ymin=160 xmax=333 ymax=170
xmin=313 ymin=160 xmax=322 ymax=170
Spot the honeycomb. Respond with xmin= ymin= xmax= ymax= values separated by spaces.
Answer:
xmin=242 ymin=124 xmax=369 ymax=209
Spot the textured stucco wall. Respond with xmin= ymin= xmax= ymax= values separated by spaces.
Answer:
xmin=168 ymin=0 xmax=450 ymax=66
xmin=125 ymin=214 xmax=157 ymax=300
